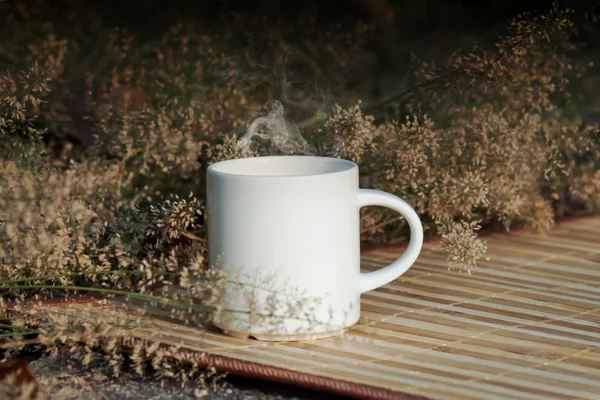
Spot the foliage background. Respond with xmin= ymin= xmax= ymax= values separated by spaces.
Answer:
xmin=0 ymin=0 xmax=599 ymax=394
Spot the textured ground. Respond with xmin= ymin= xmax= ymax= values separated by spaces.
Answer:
xmin=26 ymin=352 xmax=349 ymax=400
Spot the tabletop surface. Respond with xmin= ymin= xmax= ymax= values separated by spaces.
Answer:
xmin=60 ymin=217 xmax=600 ymax=400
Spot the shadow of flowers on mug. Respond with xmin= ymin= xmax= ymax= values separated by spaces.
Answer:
xmin=211 ymin=261 xmax=358 ymax=341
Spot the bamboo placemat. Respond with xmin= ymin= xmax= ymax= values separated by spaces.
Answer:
xmin=60 ymin=217 xmax=600 ymax=400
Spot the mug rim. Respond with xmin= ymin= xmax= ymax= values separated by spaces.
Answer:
xmin=207 ymin=155 xmax=357 ymax=179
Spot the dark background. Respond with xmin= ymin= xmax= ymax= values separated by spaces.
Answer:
xmin=4 ymin=0 xmax=600 ymax=113
xmin=20 ymin=0 xmax=597 ymax=117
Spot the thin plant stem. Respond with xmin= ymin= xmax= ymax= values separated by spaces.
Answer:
xmin=0 ymin=285 xmax=215 ymax=312
xmin=0 ymin=271 xmax=304 ymax=299
xmin=364 ymin=77 xmax=445 ymax=114
xmin=296 ymin=113 xmax=327 ymax=129
xmin=0 ymin=270 xmax=140 ymax=285
xmin=0 ymin=269 xmax=216 ymax=285
xmin=0 ymin=322 xmax=38 ymax=332
xmin=0 ymin=331 xmax=39 ymax=338
xmin=0 ymin=323 xmax=39 ymax=337
xmin=360 ymin=216 xmax=406 ymax=235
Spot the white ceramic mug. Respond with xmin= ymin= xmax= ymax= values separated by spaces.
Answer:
xmin=206 ymin=156 xmax=423 ymax=341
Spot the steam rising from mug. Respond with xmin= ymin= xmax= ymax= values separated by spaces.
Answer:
xmin=236 ymin=99 xmax=315 ymax=157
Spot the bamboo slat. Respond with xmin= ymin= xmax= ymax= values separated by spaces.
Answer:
xmin=60 ymin=217 xmax=600 ymax=400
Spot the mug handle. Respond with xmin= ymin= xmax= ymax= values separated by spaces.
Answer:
xmin=358 ymin=189 xmax=424 ymax=293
